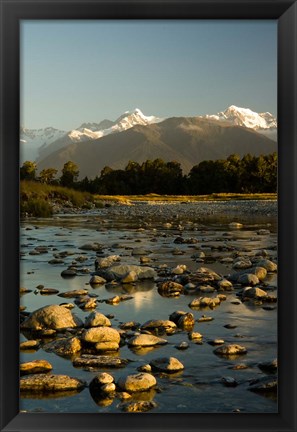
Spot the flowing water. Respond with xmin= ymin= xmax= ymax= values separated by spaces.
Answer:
xmin=19 ymin=201 xmax=277 ymax=413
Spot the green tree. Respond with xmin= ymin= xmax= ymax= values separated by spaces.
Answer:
xmin=38 ymin=168 xmax=58 ymax=184
xmin=60 ymin=161 xmax=79 ymax=187
xmin=20 ymin=161 xmax=37 ymax=181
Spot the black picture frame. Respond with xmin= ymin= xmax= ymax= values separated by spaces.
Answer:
xmin=0 ymin=0 xmax=296 ymax=431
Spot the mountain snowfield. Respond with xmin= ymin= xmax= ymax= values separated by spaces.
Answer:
xmin=20 ymin=106 xmax=277 ymax=163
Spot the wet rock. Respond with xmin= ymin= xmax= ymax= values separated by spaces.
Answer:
xmin=221 ymin=376 xmax=238 ymax=387
xmin=20 ymin=374 xmax=86 ymax=392
xmin=39 ymin=288 xmax=59 ymax=295
xmin=73 ymin=354 xmax=128 ymax=369
xmin=188 ymin=332 xmax=203 ymax=341
xmin=172 ymin=265 xmax=187 ymax=275
xmin=232 ymin=259 xmax=252 ymax=270
xmin=141 ymin=320 xmax=177 ymax=335
xmin=150 ymin=357 xmax=184 ymax=373
xmin=257 ymin=259 xmax=277 ymax=272
xmin=101 ymin=383 xmax=116 ymax=393
xmin=242 ymin=287 xmax=267 ymax=299
xmin=119 ymin=321 xmax=140 ymax=330
xmin=121 ymin=271 xmax=138 ymax=283
xmin=140 ymin=256 xmax=152 ymax=264
xmin=21 ymin=305 xmax=83 ymax=331
xmin=195 ymin=267 xmax=221 ymax=281
xmin=214 ymin=344 xmax=247 ymax=357
xmin=79 ymin=242 xmax=103 ymax=251
xmin=89 ymin=275 xmax=106 ymax=285
xmin=95 ymin=255 xmax=120 ymax=269
xmin=117 ymin=373 xmax=157 ymax=392
xmin=248 ymin=376 xmax=277 ymax=393
xmin=109 ymin=265 xmax=156 ymax=280
xmin=208 ymin=339 xmax=224 ymax=346
xmin=81 ymin=327 xmax=120 ymax=350
xmin=258 ymin=359 xmax=278 ymax=373
xmin=20 ymin=340 xmax=40 ymax=351
xmin=61 ymin=268 xmax=77 ymax=277
xmin=217 ymin=279 xmax=233 ymax=291
xmin=237 ymin=274 xmax=259 ymax=286
xmin=43 ymin=337 xmax=82 ymax=356
xmin=198 ymin=285 xmax=215 ymax=293
xmin=106 ymin=295 xmax=121 ymax=305
xmin=229 ymin=266 xmax=267 ymax=282
xmin=224 ymin=324 xmax=237 ymax=329
xmin=48 ymin=258 xmax=64 ymax=265
xmin=20 ymin=287 xmax=32 ymax=294
xmin=189 ymin=296 xmax=221 ymax=309
xmin=197 ymin=315 xmax=214 ymax=323
xmin=59 ymin=302 xmax=75 ymax=309
xmin=91 ymin=372 xmax=114 ymax=386
xmin=121 ymin=401 xmax=157 ymax=413
xmin=175 ymin=341 xmax=189 ymax=350
xmin=58 ymin=289 xmax=89 ymax=298
xmin=158 ymin=281 xmax=184 ymax=297
xmin=75 ymin=296 xmax=97 ymax=310
xmin=127 ymin=334 xmax=167 ymax=347
xmin=85 ymin=311 xmax=111 ymax=328
xmin=20 ymin=360 xmax=53 ymax=375
xmin=137 ymin=364 xmax=152 ymax=372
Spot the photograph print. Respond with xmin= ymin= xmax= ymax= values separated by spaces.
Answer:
xmin=19 ymin=20 xmax=278 ymax=414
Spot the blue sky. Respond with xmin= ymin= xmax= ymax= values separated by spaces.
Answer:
xmin=21 ymin=20 xmax=277 ymax=130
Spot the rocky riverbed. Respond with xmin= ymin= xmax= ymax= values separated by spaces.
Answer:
xmin=20 ymin=200 xmax=277 ymax=413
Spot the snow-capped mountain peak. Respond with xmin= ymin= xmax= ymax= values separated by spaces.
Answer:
xmin=203 ymin=105 xmax=277 ymax=131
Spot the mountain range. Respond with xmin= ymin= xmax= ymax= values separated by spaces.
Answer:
xmin=20 ymin=106 xmax=277 ymax=177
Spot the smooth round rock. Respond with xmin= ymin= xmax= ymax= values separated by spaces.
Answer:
xmin=150 ymin=357 xmax=184 ymax=373
xmin=117 ymin=373 xmax=157 ymax=392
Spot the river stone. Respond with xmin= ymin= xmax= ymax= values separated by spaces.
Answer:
xmin=258 ymin=358 xmax=278 ymax=373
xmin=85 ymin=311 xmax=111 ymax=328
xmin=229 ymin=266 xmax=267 ymax=282
xmin=242 ymin=287 xmax=268 ymax=299
xmin=101 ymin=383 xmax=116 ymax=393
xmin=95 ymin=342 xmax=119 ymax=351
xmin=229 ymin=222 xmax=243 ymax=229
xmin=117 ymin=373 xmax=157 ymax=392
xmin=79 ymin=242 xmax=103 ymax=251
xmin=89 ymin=275 xmax=106 ymax=285
xmin=20 ymin=374 xmax=86 ymax=392
xmin=43 ymin=337 xmax=82 ymax=356
xmin=248 ymin=376 xmax=277 ymax=393
xmin=61 ymin=268 xmax=77 ymax=277
xmin=119 ymin=321 xmax=140 ymax=330
xmin=95 ymin=255 xmax=121 ymax=269
xmin=232 ymin=258 xmax=252 ymax=270
xmin=150 ymin=357 xmax=184 ymax=373
xmin=20 ymin=360 xmax=53 ymax=375
xmin=121 ymin=401 xmax=157 ymax=413
xmin=221 ymin=376 xmax=238 ymax=387
xmin=132 ymin=248 xmax=151 ymax=256
xmin=196 ymin=267 xmax=221 ymax=281
xmin=172 ymin=265 xmax=187 ymax=275
xmin=91 ymin=372 xmax=114 ymax=386
xmin=214 ymin=344 xmax=247 ymax=356
xmin=109 ymin=265 xmax=156 ymax=280
xmin=141 ymin=320 xmax=177 ymax=334
xmin=39 ymin=288 xmax=60 ymax=295
xmin=58 ymin=289 xmax=89 ymax=298
xmin=20 ymin=340 xmax=39 ymax=350
xmin=121 ymin=271 xmax=138 ymax=283
xmin=237 ymin=274 xmax=260 ymax=286
xmin=158 ymin=281 xmax=184 ymax=295
xmin=127 ymin=334 xmax=167 ymax=347
xmin=82 ymin=327 xmax=120 ymax=344
xmin=257 ymin=259 xmax=277 ymax=272
xmin=217 ymin=279 xmax=233 ymax=291
xmin=73 ymin=354 xmax=128 ymax=369
xmin=21 ymin=305 xmax=83 ymax=330
xmin=137 ymin=364 xmax=152 ymax=372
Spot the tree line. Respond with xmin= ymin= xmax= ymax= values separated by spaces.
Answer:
xmin=20 ymin=152 xmax=277 ymax=195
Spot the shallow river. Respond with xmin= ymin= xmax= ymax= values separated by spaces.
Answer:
xmin=20 ymin=201 xmax=278 ymax=413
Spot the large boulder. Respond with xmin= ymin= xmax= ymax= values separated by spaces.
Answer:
xmin=82 ymin=327 xmax=120 ymax=351
xmin=20 ymin=305 xmax=83 ymax=330
xmin=43 ymin=337 xmax=82 ymax=356
xmin=108 ymin=265 xmax=156 ymax=280
xmin=117 ymin=373 xmax=156 ymax=392
xmin=20 ymin=374 xmax=86 ymax=392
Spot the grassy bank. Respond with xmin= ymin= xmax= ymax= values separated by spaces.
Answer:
xmin=20 ymin=181 xmax=96 ymax=217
